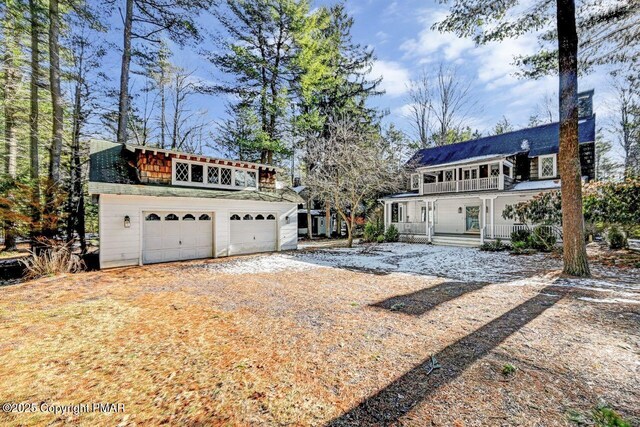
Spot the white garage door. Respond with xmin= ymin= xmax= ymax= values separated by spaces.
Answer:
xmin=229 ymin=212 xmax=277 ymax=255
xmin=143 ymin=212 xmax=213 ymax=264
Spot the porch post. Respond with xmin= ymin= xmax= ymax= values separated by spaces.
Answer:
xmin=384 ymin=202 xmax=389 ymax=231
xmin=426 ymin=200 xmax=432 ymax=242
xmin=498 ymin=160 xmax=505 ymax=190
xmin=490 ymin=198 xmax=495 ymax=238
xmin=481 ymin=198 xmax=486 ymax=244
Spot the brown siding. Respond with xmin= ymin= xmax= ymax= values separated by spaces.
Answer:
xmin=137 ymin=151 xmax=172 ymax=185
xmin=134 ymin=149 xmax=277 ymax=190
xmin=530 ymin=157 xmax=539 ymax=180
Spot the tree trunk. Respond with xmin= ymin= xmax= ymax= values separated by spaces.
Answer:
xmin=346 ymin=212 xmax=355 ymax=248
xmin=3 ymin=26 xmax=19 ymax=251
xmin=44 ymin=0 xmax=64 ymax=240
xmin=556 ymin=0 xmax=590 ymax=277
xmin=160 ymin=68 xmax=166 ymax=149
xmin=29 ymin=0 xmax=41 ymax=246
xmin=117 ymin=0 xmax=134 ymax=144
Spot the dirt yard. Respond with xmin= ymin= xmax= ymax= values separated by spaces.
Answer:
xmin=0 ymin=243 xmax=638 ymax=426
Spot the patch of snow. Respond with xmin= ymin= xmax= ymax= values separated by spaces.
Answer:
xmin=578 ymin=297 xmax=640 ymax=305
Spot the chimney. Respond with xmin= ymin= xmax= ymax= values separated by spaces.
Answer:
xmin=578 ymin=90 xmax=594 ymax=119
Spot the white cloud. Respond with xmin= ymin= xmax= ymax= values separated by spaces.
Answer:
xmin=370 ymin=60 xmax=411 ymax=97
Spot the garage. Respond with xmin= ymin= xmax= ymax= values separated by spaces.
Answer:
xmin=229 ymin=212 xmax=277 ymax=255
xmin=142 ymin=211 xmax=213 ymax=264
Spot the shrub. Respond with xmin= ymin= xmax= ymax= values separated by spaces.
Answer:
xmin=606 ymin=225 xmax=627 ymax=250
xmin=21 ymin=240 xmax=85 ymax=280
xmin=527 ymin=226 xmax=557 ymax=252
xmin=376 ymin=235 xmax=385 ymax=244
xmin=384 ymin=224 xmax=399 ymax=242
xmin=363 ymin=220 xmax=384 ymax=242
xmin=480 ymin=238 xmax=509 ymax=252
xmin=511 ymin=228 xmax=531 ymax=243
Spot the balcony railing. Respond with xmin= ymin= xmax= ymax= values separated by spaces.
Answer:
xmin=423 ymin=175 xmax=502 ymax=195
xmin=391 ymin=221 xmax=426 ymax=235
xmin=487 ymin=224 xmax=562 ymax=240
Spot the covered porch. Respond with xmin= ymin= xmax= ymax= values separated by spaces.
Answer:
xmin=383 ymin=193 xmax=556 ymax=245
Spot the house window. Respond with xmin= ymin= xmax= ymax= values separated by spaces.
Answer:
xmin=247 ymin=171 xmax=257 ymax=188
xmin=207 ymin=166 xmax=219 ymax=184
xmin=490 ymin=164 xmax=500 ymax=177
xmin=391 ymin=203 xmax=399 ymax=222
xmin=220 ymin=168 xmax=232 ymax=186
xmin=175 ymin=162 xmax=189 ymax=182
xmin=410 ymin=173 xmax=420 ymax=190
xmin=235 ymin=170 xmax=246 ymax=187
xmin=444 ymin=170 xmax=454 ymax=181
xmin=421 ymin=206 xmax=426 ymax=222
xmin=191 ymin=164 xmax=203 ymax=183
xmin=539 ymin=154 xmax=556 ymax=178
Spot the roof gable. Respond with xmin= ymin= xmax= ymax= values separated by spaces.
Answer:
xmin=408 ymin=116 xmax=596 ymax=168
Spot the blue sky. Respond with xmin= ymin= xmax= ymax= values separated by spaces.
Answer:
xmin=100 ymin=0 xmax=619 ymax=156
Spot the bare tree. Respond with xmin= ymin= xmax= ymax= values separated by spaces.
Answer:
xmin=528 ymin=92 xmax=557 ymax=126
xmin=167 ymin=67 xmax=211 ymax=152
xmin=609 ymin=75 xmax=640 ymax=178
xmin=431 ymin=64 xmax=476 ymax=146
xmin=405 ymin=69 xmax=432 ymax=148
xmin=306 ymin=118 xmax=405 ymax=247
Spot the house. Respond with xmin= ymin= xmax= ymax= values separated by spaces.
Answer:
xmin=293 ymin=185 xmax=335 ymax=238
xmin=382 ymin=90 xmax=596 ymax=247
xmin=88 ymin=141 xmax=301 ymax=268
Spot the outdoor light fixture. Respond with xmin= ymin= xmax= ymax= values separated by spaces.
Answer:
xmin=285 ymin=216 xmax=290 ymax=224
xmin=124 ymin=215 xmax=131 ymax=228
xmin=458 ymin=207 xmax=462 ymax=214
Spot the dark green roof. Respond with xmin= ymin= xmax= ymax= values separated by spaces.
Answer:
xmin=89 ymin=140 xmax=139 ymax=184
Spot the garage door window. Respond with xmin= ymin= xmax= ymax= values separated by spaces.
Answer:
xmin=255 ymin=214 xmax=264 ymax=220
xmin=267 ymin=214 xmax=275 ymax=220
xmin=165 ymin=213 xmax=179 ymax=221
xmin=243 ymin=214 xmax=253 ymax=220
xmin=182 ymin=214 xmax=196 ymax=221
xmin=146 ymin=213 xmax=160 ymax=221
xmin=199 ymin=214 xmax=211 ymax=221
xmin=230 ymin=214 xmax=241 ymax=220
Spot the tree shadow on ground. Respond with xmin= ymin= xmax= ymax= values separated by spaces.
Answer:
xmin=327 ymin=286 xmax=566 ymax=426
xmin=371 ymin=281 xmax=490 ymax=316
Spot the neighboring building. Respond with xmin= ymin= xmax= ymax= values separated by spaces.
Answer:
xmin=293 ymin=185 xmax=335 ymax=237
xmin=382 ymin=91 xmax=596 ymax=247
xmin=89 ymin=141 xmax=301 ymax=268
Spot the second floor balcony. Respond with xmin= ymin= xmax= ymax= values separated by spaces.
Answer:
xmin=423 ymin=175 xmax=509 ymax=194
xmin=414 ymin=160 xmax=515 ymax=195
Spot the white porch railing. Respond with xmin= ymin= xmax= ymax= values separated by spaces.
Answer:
xmin=423 ymin=175 xmax=501 ymax=195
xmin=487 ymin=224 xmax=562 ymax=240
xmin=391 ymin=221 xmax=427 ymax=235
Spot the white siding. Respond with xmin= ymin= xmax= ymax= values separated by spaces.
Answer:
xmin=98 ymin=194 xmax=297 ymax=268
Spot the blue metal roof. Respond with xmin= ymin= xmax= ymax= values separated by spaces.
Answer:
xmin=408 ymin=116 xmax=596 ymax=168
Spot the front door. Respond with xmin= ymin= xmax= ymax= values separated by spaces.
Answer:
xmin=465 ymin=206 xmax=480 ymax=233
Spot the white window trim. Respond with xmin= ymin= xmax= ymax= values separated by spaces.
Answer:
xmin=538 ymin=154 xmax=557 ymax=179
xmin=171 ymin=158 xmax=259 ymax=190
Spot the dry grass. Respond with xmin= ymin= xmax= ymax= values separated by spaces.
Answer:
xmin=0 ymin=249 xmax=638 ymax=426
